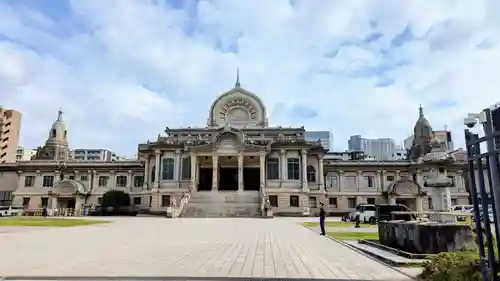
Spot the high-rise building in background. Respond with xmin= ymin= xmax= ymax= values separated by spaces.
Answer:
xmin=73 ymin=148 xmax=124 ymax=161
xmin=0 ymin=108 xmax=22 ymax=163
xmin=348 ymin=135 xmax=396 ymax=160
xmin=404 ymin=130 xmax=454 ymax=152
xmin=16 ymin=146 xmax=36 ymax=161
xmin=305 ymin=131 xmax=332 ymax=151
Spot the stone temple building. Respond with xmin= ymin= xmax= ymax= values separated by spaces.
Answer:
xmin=0 ymin=80 xmax=471 ymax=217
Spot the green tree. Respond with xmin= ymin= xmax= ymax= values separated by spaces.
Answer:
xmin=101 ymin=190 xmax=131 ymax=210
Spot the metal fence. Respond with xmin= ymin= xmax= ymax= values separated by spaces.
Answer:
xmin=465 ymin=107 xmax=500 ymax=281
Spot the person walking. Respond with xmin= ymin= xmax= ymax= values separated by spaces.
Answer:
xmin=319 ymin=202 xmax=326 ymax=236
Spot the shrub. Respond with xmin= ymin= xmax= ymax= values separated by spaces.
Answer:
xmin=420 ymin=251 xmax=481 ymax=281
xmin=101 ymin=190 xmax=131 ymax=209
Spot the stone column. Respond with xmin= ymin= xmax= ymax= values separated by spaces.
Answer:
xmin=35 ymin=170 xmax=42 ymax=188
xmin=301 ymin=149 xmax=308 ymax=192
xmin=280 ymin=149 xmax=286 ymax=188
xmin=375 ymin=170 xmax=381 ymax=191
xmin=17 ymin=171 xmax=25 ymax=190
xmin=416 ymin=169 xmax=424 ymax=186
xmin=190 ymin=153 xmax=197 ymax=192
xmin=416 ymin=196 xmax=424 ymax=214
xmin=127 ymin=170 xmax=133 ymax=192
xmin=143 ymin=156 xmax=149 ymax=190
xmin=92 ymin=170 xmax=98 ymax=190
xmin=212 ymin=155 xmax=218 ymax=191
xmin=154 ymin=150 xmax=161 ymax=187
xmin=238 ymin=152 xmax=244 ymax=192
xmin=395 ymin=170 xmax=401 ymax=181
xmin=174 ymin=151 xmax=181 ymax=182
xmin=356 ymin=170 xmax=363 ymax=191
xmin=75 ymin=196 xmax=84 ymax=216
xmin=260 ymin=152 xmax=266 ymax=190
xmin=318 ymin=156 xmax=325 ymax=191
xmin=338 ymin=170 xmax=344 ymax=192
xmin=51 ymin=196 xmax=58 ymax=212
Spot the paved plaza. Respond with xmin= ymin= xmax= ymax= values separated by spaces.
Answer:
xmin=0 ymin=217 xmax=415 ymax=280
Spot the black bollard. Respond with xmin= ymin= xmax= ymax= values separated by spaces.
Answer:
xmin=355 ymin=214 xmax=360 ymax=228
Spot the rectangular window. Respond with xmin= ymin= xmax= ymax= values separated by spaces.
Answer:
xmin=428 ymin=198 xmax=433 ymax=209
xmin=308 ymin=196 xmax=317 ymax=208
xmin=161 ymin=195 xmax=171 ymax=207
xmin=116 ymin=175 xmax=127 ymax=187
xmin=80 ymin=175 xmax=88 ymax=181
xmin=22 ymin=197 xmax=30 ymax=207
xmin=97 ymin=197 xmax=102 ymax=205
xmin=329 ymin=197 xmax=338 ymax=208
xmin=98 ymin=176 xmax=109 ymax=187
xmin=287 ymin=158 xmax=300 ymax=180
xmin=269 ymin=195 xmax=278 ymax=207
xmin=133 ymin=197 xmax=142 ymax=205
xmin=290 ymin=195 xmax=300 ymax=207
xmin=266 ymin=158 xmax=280 ymax=180
xmin=367 ymin=198 xmax=376 ymax=205
xmin=41 ymin=197 xmax=49 ymax=207
xmin=451 ymin=198 xmax=458 ymax=206
xmin=325 ymin=175 xmax=338 ymax=190
xmin=134 ymin=176 xmax=144 ymax=187
xmin=162 ymin=158 xmax=175 ymax=180
xmin=348 ymin=197 xmax=357 ymax=208
xmin=386 ymin=175 xmax=395 ymax=181
xmin=69 ymin=175 xmax=75 ymax=180
xmin=181 ymin=157 xmax=191 ymax=180
xmin=42 ymin=176 xmax=54 ymax=187
xmin=365 ymin=176 xmax=373 ymax=188
xmin=24 ymin=176 xmax=35 ymax=187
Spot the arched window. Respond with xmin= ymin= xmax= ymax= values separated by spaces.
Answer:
xmin=162 ymin=158 xmax=175 ymax=180
xmin=51 ymin=129 xmax=56 ymax=138
xmin=307 ymin=165 xmax=316 ymax=182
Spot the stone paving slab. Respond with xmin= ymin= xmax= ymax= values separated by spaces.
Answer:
xmin=0 ymin=217 xmax=414 ymax=280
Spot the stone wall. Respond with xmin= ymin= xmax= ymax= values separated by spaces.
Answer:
xmin=378 ymin=220 xmax=476 ymax=254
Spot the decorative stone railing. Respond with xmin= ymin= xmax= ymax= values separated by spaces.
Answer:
xmin=169 ymin=192 xmax=191 ymax=218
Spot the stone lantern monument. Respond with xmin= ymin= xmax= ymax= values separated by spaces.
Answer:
xmin=421 ymin=137 xmax=456 ymax=223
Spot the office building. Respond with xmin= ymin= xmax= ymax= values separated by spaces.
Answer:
xmin=73 ymin=148 xmax=123 ymax=161
xmin=305 ymin=131 xmax=332 ymax=151
xmin=348 ymin=135 xmax=396 ymax=160
xmin=16 ymin=146 xmax=36 ymax=161
xmin=0 ymin=108 xmax=22 ymax=163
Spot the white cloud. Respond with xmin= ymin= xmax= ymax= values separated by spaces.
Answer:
xmin=0 ymin=0 xmax=499 ymax=155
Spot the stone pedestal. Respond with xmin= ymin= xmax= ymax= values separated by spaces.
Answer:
xmin=378 ymin=220 xmax=476 ymax=254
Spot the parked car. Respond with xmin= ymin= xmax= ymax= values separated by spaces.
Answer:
xmin=355 ymin=204 xmax=377 ymax=223
xmin=0 ymin=206 xmax=24 ymax=217
xmin=373 ymin=204 xmax=412 ymax=224
xmin=88 ymin=205 xmax=138 ymax=216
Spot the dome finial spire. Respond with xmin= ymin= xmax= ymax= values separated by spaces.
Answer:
xmin=235 ymin=67 xmax=241 ymax=88
xmin=418 ymin=104 xmax=424 ymax=118
xmin=57 ymin=107 xmax=63 ymax=121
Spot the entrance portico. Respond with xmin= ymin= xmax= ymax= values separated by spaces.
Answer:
xmin=194 ymin=152 xmax=264 ymax=192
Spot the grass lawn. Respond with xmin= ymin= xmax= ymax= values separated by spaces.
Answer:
xmin=327 ymin=231 xmax=379 ymax=241
xmin=304 ymin=221 xmax=372 ymax=228
xmin=0 ymin=217 xmax=110 ymax=227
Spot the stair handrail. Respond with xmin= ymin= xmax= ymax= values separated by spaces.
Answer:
xmin=173 ymin=184 xmax=193 ymax=218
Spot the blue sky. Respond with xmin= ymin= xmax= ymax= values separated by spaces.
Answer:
xmin=1 ymin=0 xmax=499 ymax=156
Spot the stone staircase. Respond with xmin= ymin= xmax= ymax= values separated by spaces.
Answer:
xmin=179 ymin=191 xmax=261 ymax=217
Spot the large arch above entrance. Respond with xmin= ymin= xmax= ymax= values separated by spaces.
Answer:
xmin=52 ymin=179 xmax=88 ymax=196
xmin=385 ymin=179 xmax=427 ymax=211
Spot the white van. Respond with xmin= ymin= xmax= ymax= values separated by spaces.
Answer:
xmin=355 ymin=204 xmax=377 ymax=223
xmin=0 ymin=206 xmax=23 ymax=217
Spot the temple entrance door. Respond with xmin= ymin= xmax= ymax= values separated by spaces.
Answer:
xmin=198 ymin=168 xmax=213 ymax=191
xmin=244 ymin=168 xmax=260 ymax=191
xmin=219 ymin=168 xmax=238 ymax=191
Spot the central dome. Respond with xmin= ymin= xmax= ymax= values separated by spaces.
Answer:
xmin=207 ymin=85 xmax=268 ymax=128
